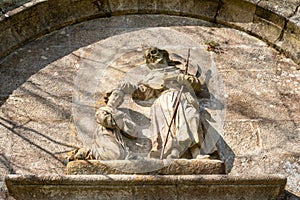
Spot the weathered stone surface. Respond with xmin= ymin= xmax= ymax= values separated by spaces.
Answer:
xmin=290 ymin=6 xmax=300 ymax=26
xmin=5 ymin=174 xmax=286 ymax=200
xmin=244 ymin=0 xmax=260 ymax=4
xmin=251 ymin=6 xmax=285 ymax=43
xmin=66 ymin=159 xmax=226 ymax=175
xmin=221 ymin=70 xmax=291 ymax=121
xmin=155 ymin=0 xmax=181 ymax=14
xmin=215 ymin=45 xmax=278 ymax=71
xmin=217 ymin=0 xmax=256 ymax=31
xmin=1 ymin=0 xmax=300 ymax=65
xmin=0 ymin=0 xmax=107 ymax=59
xmin=0 ymin=14 xmax=299 ymax=198
xmin=137 ymin=0 xmax=157 ymax=14
xmin=0 ymin=19 xmax=18 ymax=55
xmin=180 ymin=0 xmax=219 ymax=21
xmin=0 ymin=0 xmax=30 ymax=14
xmin=288 ymin=9 xmax=300 ymax=62
xmin=258 ymin=0 xmax=300 ymax=18
xmin=278 ymin=21 xmax=300 ymax=64
xmin=109 ymin=0 xmax=138 ymax=14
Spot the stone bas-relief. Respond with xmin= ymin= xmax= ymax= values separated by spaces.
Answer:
xmin=93 ymin=89 xmax=138 ymax=160
xmin=69 ymin=47 xmax=225 ymax=174
xmin=93 ymin=47 xmax=205 ymax=160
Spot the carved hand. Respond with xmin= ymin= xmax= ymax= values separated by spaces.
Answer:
xmin=177 ymin=74 xmax=201 ymax=93
xmin=95 ymin=108 xmax=117 ymax=129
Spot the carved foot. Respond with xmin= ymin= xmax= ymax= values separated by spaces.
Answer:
xmin=67 ymin=148 xmax=95 ymax=162
xmin=166 ymin=148 xmax=180 ymax=160
xmin=196 ymin=155 xmax=210 ymax=159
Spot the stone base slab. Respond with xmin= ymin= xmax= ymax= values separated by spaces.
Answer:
xmin=66 ymin=159 xmax=226 ymax=175
xmin=5 ymin=174 xmax=286 ymax=200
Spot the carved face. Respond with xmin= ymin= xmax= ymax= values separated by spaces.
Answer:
xmin=144 ymin=47 xmax=169 ymax=65
xmin=107 ymin=90 xmax=124 ymax=108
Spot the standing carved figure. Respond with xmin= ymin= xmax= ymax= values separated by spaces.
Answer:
xmin=119 ymin=47 xmax=205 ymax=159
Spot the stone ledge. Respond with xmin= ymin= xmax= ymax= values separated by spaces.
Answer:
xmin=5 ymin=174 xmax=286 ymax=200
xmin=66 ymin=159 xmax=226 ymax=175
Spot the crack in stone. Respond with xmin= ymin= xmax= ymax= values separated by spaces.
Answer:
xmin=289 ymin=3 xmax=300 ymax=18
xmin=213 ymin=0 xmax=223 ymax=22
xmin=93 ymin=0 xmax=111 ymax=17
xmin=276 ymin=3 xmax=300 ymax=42
xmin=277 ymin=18 xmax=288 ymax=42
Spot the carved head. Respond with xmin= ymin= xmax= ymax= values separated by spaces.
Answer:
xmin=105 ymin=89 xmax=125 ymax=108
xmin=144 ymin=47 xmax=170 ymax=65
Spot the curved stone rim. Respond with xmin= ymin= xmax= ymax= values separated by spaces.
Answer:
xmin=0 ymin=0 xmax=300 ymax=65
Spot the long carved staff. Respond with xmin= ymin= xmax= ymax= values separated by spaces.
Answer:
xmin=160 ymin=49 xmax=190 ymax=159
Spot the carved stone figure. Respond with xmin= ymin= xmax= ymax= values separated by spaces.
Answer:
xmin=125 ymin=47 xmax=204 ymax=159
xmin=92 ymin=89 xmax=138 ymax=160
xmin=88 ymin=47 xmax=212 ymax=161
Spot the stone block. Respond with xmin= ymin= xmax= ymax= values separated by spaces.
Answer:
xmin=66 ymin=159 xmax=226 ymax=175
xmin=109 ymin=0 xmax=139 ymax=14
xmin=7 ymin=2 xmax=49 ymax=43
xmin=258 ymin=0 xmax=300 ymax=18
xmin=216 ymin=0 xmax=256 ymax=31
xmin=288 ymin=12 xmax=300 ymax=62
xmin=137 ymin=0 xmax=158 ymax=13
xmin=177 ymin=184 xmax=280 ymax=200
xmin=258 ymin=120 xmax=299 ymax=150
xmin=155 ymin=0 xmax=181 ymax=14
xmin=251 ymin=6 xmax=285 ymax=43
xmin=44 ymin=0 xmax=108 ymax=31
xmin=277 ymin=21 xmax=300 ymax=64
xmin=5 ymin=174 xmax=287 ymax=200
xmin=134 ymin=185 xmax=177 ymax=200
xmin=180 ymin=0 xmax=219 ymax=21
xmin=0 ymin=17 xmax=19 ymax=58
xmin=137 ymin=0 xmax=181 ymax=15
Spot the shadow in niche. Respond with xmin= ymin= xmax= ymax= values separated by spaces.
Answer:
xmin=200 ymin=109 xmax=235 ymax=173
xmin=0 ymin=116 xmax=79 ymax=165
xmin=119 ymin=108 xmax=151 ymax=128
xmin=118 ymin=108 xmax=152 ymax=155
xmin=224 ymin=69 xmax=299 ymax=154
xmin=0 ymin=15 xmax=218 ymax=107
xmin=199 ymin=70 xmax=235 ymax=173
xmin=0 ymin=154 xmax=15 ymax=174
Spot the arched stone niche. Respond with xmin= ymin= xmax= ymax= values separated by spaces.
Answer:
xmin=73 ymin=27 xmax=227 ymax=173
xmin=0 ymin=4 xmax=299 ymax=198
